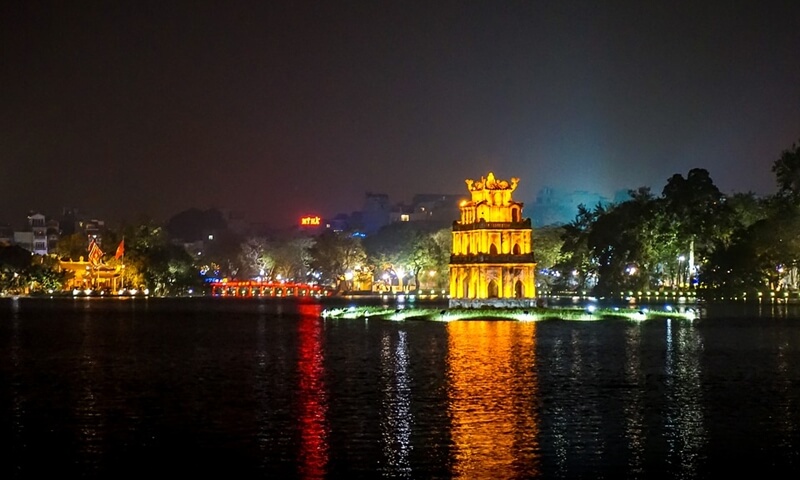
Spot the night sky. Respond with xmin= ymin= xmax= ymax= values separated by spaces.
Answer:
xmin=2 ymin=1 xmax=799 ymax=229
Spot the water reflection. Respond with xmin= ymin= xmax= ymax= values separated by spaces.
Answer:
xmin=775 ymin=336 xmax=799 ymax=465
xmin=6 ymin=298 xmax=800 ymax=477
xmin=76 ymin=308 xmax=104 ymax=474
xmin=297 ymin=303 xmax=329 ymax=477
xmin=664 ymin=318 xmax=706 ymax=478
xmin=624 ymin=323 xmax=645 ymax=476
xmin=544 ymin=325 xmax=607 ymax=478
xmin=446 ymin=321 xmax=540 ymax=478
xmin=765 ymin=302 xmax=788 ymax=318
xmin=254 ymin=313 xmax=271 ymax=468
xmin=380 ymin=329 xmax=412 ymax=477
xmin=9 ymin=299 xmax=24 ymax=464
xmin=547 ymin=335 xmax=569 ymax=474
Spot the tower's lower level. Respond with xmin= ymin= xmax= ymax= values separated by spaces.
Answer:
xmin=448 ymin=256 xmax=536 ymax=308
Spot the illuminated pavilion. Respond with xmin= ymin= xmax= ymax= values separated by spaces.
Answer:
xmin=59 ymin=257 xmax=124 ymax=292
xmin=449 ymin=172 xmax=537 ymax=308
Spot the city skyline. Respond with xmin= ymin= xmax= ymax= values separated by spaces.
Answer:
xmin=3 ymin=1 xmax=798 ymax=228
xmin=0 ymin=183 xmax=620 ymax=232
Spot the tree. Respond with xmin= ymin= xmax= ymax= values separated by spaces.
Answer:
xmin=26 ymin=255 xmax=70 ymax=293
xmin=272 ymin=236 xmax=313 ymax=282
xmin=142 ymin=244 xmax=199 ymax=296
xmin=239 ymin=237 xmax=276 ymax=279
xmin=118 ymin=222 xmax=200 ymax=295
xmin=202 ymin=229 xmax=244 ymax=279
xmin=700 ymin=213 xmax=800 ymax=295
xmin=55 ymin=232 xmax=91 ymax=261
xmin=116 ymin=223 xmax=166 ymax=290
xmin=428 ymin=227 xmax=452 ymax=290
xmin=588 ymin=192 xmax=657 ymax=294
xmin=701 ymin=233 xmax=766 ymax=296
xmin=726 ymin=192 xmax=771 ymax=232
xmin=772 ymin=140 xmax=800 ymax=202
xmin=362 ymin=222 xmax=445 ymax=292
xmin=406 ymin=231 xmax=445 ymax=291
xmin=661 ymin=168 xmax=732 ymax=286
xmin=165 ymin=208 xmax=228 ymax=242
xmin=0 ymin=245 xmax=33 ymax=294
xmin=556 ymin=203 xmax=603 ymax=291
xmin=532 ymin=225 xmax=566 ymax=293
xmin=306 ymin=230 xmax=366 ymax=290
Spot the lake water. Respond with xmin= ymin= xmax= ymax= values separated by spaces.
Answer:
xmin=2 ymin=296 xmax=800 ymax=479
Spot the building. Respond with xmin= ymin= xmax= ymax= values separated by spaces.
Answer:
xmin=12 ymin=212 xmax=49 ymax=255
xmin=0 ymin=224 xmax=12 ymax=246
xmin=59 ymin=238 xmax=126 ymax=292
xmin=328 ymin=191 xmax=463 ymax=236
xmin=46 ymin=218 xmax=60 ymax=252
xmin=390 ymin=194 xmax=464 ymax=227
xmin=449 ymin=172 xmax=537 ymax=308
xmin=356 ymin=192 xmax=391 ymax=235
xmin=59 ymin=208 xmax=105 ymax=240
xmin=409 ymin=193 xmax=463 ymax=225
xmin=58 ymin=208 xmax=81 ymax=236
xmin=60 ymin=260 xmax=125 ymax=293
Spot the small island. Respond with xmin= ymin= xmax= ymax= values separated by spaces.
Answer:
xmin=324 ymin=171 xmax=698 ymax=322
xmin=321 ymin=303 xmax=698 ymax=322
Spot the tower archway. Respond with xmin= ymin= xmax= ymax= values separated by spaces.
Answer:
xmin=488 ymin=279 xmax=499 ymax=298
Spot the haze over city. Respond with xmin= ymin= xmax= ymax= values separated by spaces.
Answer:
xmin=2 ymin=1 xmax=799 ymax=228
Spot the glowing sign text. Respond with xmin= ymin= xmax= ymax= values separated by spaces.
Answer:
xmin=300 ymin=216 xmax=321 ymax=226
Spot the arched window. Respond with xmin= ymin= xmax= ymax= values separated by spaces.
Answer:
xmin=488 ymin=279 xmax=499 ymax=298
xmin=514 ymin=280 xmax=524 ymax=298
xmin=513 ymin=243 xmax=521 ymax=255
xmin=512 ymin=207 xmax=520 ymax=222
xmin=490 ymin=243 xmax=498 ymax=255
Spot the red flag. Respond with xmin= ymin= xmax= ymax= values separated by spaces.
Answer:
xmin=88 ymin=239 xmax=104 ymax=265
xmin=115 ymin=239 xmax=125 ymax=259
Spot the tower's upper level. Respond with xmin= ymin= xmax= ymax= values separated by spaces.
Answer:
xmin=458 ymin=172 xmax=525 ymax=224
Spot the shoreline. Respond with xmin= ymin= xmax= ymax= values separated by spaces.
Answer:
xmin=321 ymin=304 xmax=699 ymax=322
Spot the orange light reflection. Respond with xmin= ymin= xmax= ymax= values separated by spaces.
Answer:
xmin=447 ymin=321 xmax=540 ymax=477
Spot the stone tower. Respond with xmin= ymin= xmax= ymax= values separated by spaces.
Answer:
xmin=449 ymin=172 xmax=537 ymax=308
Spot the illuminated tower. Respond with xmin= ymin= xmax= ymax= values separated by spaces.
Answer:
xmin=449 ymin=172 xmax=537 ymax=308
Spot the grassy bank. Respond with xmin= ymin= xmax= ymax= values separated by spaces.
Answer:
xmin=321 ymin=304 xmax=698 ymax=322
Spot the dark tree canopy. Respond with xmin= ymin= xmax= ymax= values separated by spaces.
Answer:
xmin=0 ymin=245 xmax=32 ymax=270
xmin=165 ymin=208 xmax=228 ymax=242
xmin=772 ymin=140 xmax=800 ymax=201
